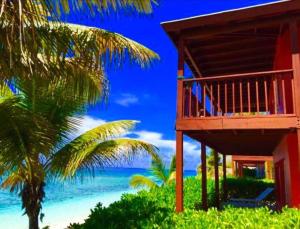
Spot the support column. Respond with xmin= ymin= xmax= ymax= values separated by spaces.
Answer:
xmin=214 ymin=150 xmax=220 ymax=209
xmin=176 ymin=131 xmax=183 ymax=212
xmin=222 ymin=154 xmax=227 ymax=201
xmin=201 ymin=143 xmax=207 ymax=210
xmin=232 ymin=159 xmax=236 ymax=176
xmin=238 ymin=162 xmax=243 ymax=177
xmin=290 ymin=21 xmax=300 ymax=171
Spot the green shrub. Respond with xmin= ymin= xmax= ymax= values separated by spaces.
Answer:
xmin=242 ymin=168 xmax=257 ymax=178
xmin=163 ymin=207 xmax=300 ymax=229
xmin=226 ymin=177 xmax=275 ymax=200
xmin=69 ymin=177 xmax=299 ymax=229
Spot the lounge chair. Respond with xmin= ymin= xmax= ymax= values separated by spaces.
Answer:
xmin=226 ymin=187 xmax=274 ymax=208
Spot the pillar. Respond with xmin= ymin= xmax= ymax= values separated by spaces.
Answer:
xmin=222 ymin=154 xmax=227 ymax=201
xmin=201 ymin=143 xmax=207 ymax=210
xmin=176 ymin=131 xmax=183 ymax=212
xmin=214 ymin=150 xmax=220 ymax=209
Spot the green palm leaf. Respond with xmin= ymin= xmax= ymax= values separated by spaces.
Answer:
xmin=150 ymin=154 xmax=168 ymax=184
xmin=53 ymin=137 xmax=158 ymax=177
xmin=0 ymin=2 xmax=159 ymax=82
xmin=129 ymin=175 xmax=159 ymax=189
xmin=0 ymin=97 xmax=56 ymax=166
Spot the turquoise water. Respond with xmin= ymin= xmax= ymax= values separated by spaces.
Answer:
xmin=0 ymin=168 xmax=196 ymax=229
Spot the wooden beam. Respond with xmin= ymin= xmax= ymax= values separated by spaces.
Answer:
xmin=214 ymin=150 xmax=220 ymax=209
xmin=222 ymin=154 xmax=227 ymax=201
xmin=183 ymin=13 xmax=300 ymax=40
xmin=184 ymin=46 xmax=202 ymax=77
xmin=232 ymin=155 xmax=273 ymax=162
xmin=162 ymin=1 xmax=300 ymax=32
xmin=178 ymin=37 xmax=185 ymax=77
xmin=232 ymin=160 xmax=236 ymax=176
xmin=202 ymin=61 xmax=273 ymax=76
xmin=201 ymin=143 xmax=208 ymax=210
xmin=183 ymin=69 xmax=293 ymax=82
xmin=195 ymin=45 xmax=275 ymax=62
xmin=177 ymin=37 xmax=185 ymax=119
xmin=176 ymin=116 xmax=297 ymax=131
xmin=199 ymin=55 xmax=274 ymax=69
xmin=192 ymin=36 xmax=276 ymax=53
xmin=176 ymin=131 xmax=184 ymax=212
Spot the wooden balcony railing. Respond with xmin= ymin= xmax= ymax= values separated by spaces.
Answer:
xmin=180 ymin=69 xmax=295 ymax=118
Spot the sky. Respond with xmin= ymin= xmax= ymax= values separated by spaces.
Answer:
xmin=63 ymin=0 xmax=279 ymax=170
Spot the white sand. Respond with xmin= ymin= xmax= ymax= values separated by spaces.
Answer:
xmin=0 ymin=189 xmax=136 ymax=229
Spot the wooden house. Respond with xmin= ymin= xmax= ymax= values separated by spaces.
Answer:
xmin=162 ymin=0 xmax=300 ymax=210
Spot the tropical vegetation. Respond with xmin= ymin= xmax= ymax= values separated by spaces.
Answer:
xmin=0 ymin=0 xmax=158 ymax=84
xmin=0 ymin=78 xmax=158 ymax=229
xmin=129 ymin=154 xmax=176 ymax=189
xmin=68 ymin=177 xmax=291 ymax=229
xmin=0 ymin=1 xmax=159 ymax=229
xmin=197 ymin=149 xmax=222 ymax=178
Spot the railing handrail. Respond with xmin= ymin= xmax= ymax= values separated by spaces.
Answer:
xmin=183 ymin=69 xmax=294 ymax=83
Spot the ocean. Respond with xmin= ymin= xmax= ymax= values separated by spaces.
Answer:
xmin=0 ymin=168 xmax=196 ymax=229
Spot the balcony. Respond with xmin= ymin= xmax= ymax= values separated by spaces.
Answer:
xmin=176 ymin=69 xmax=298 ymax=132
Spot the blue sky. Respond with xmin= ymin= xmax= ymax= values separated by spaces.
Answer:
xmin=64 ymin=0 xmax=278 ymax=169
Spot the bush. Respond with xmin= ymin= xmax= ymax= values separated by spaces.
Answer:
xmin=242 ymin=167 xmax=257 ymax=178
xmin=69 ymin=177 xmax=298 ymax=229
xmin=163 ymin=207 xmax=300 ymax=229
xmin=226 ymin=177 xmax=275 ymax=200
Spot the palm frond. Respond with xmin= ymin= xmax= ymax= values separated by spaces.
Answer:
xmin=129 ymin=175 xmax=159 ymax=189
xmin=0 ymin=97 xmax=56 ymax=166
xmin=0 ymin=82 xmax=13 ymax=98
xmin=57 ymin=0 xmax=158 ymax=15
xmin=1 ymin=170 xmax=24 ymax=192
xmin=169 ymin=154 xmax=176 ymax=177
xmin=0 ymin=9 xmax=159 ymax=82
xmin=53 ymin=137 xmax=158 ymax=177
xmin=150 ymin=154 xmax=168 ymax=184
xmin=55 ymin=120 xmax=139 ymax=154
xmin=167 ymin=171 xmax=176 ymax=185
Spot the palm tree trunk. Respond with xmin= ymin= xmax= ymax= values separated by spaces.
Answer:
xmin=28 ymin=211 xmax=39 ymax=229
xmin=21 ymin=181 xmax=45 ymax=229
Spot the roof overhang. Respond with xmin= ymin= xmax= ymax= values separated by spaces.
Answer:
xmin=161 ymin=0 xmax=300 ymax=77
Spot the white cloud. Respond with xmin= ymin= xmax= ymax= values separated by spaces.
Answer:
xmin=114 ymin=93 xmax=139 ymax=107
xmin=131 ymin=130 xmax=201 ymax=170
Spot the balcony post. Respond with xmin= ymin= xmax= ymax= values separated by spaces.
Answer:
xmin=177 ymin=37 xmax=185 ymax=119
xmin=201 ymin=143 xmax=208 ymax=210
xmin=289 ymin=21 xmax=300 ymax=171
xmin=222 ymin=154 xmax=227 ymax=201
xmin=214 ymin=150 xmax=220 ymax=209
xmin=176 ymin=130 xmax=184 ymax=212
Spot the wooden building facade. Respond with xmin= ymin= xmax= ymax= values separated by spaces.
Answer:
xmin=162 ymin=0 xmax=300 ymax=211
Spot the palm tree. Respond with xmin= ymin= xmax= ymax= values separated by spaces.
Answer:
xmin=0 ymin=1 xmax=158 ymax=228
xmin=0 ymin=77 xmax=158 ymax=229
xmin=0 ymin=0 xmax=158 ymax=90
xmin=129 ymin=154 xmax=176 ymax=189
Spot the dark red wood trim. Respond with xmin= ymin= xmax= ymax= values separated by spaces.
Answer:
xmin=183 ymin=69 xmax=293 ymax=82
xmin=222 ymin=154 xmax=227 ymax=201
xmin=176 ymin=116 xmax=297 ymax=131
xmin=176 ymin=131 xmax=184 ymax=212
xmin=201 ymin=143 xmax=208 ymax=210
xmin=214 ymin=150 xmax=220 ymax=209
xmin=177 ymin=37 xmax=185 ymax=119
xmin=162 ymin=1 xmax=300 ymax=32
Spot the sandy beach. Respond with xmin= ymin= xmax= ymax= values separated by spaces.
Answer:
xmin=0 ymin=189 xmax=136 ymax=229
